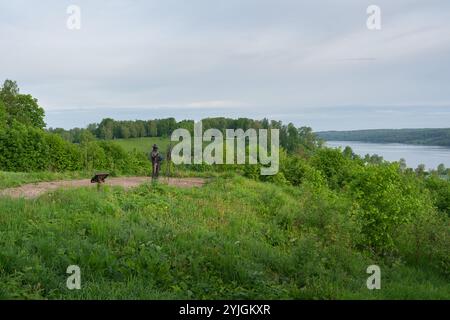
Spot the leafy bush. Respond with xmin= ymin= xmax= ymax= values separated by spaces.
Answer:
xmin=0 ymin=122 xmax=150 ymax=175
xmin=348 ymin=164 xmax=434 ymax=251
xmin=310 ymin=148 xmax=358 ymax=189
xmin=424 ymin=175 xmax=450 ymax=216
xmin=0 ymin=122 xmax=82 ymax=171
xmin=394 ymin=211 xmax=450 ymax=276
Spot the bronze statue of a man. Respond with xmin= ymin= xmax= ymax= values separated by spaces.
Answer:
xmin=150 ymin=144 xmax=161 ymax=180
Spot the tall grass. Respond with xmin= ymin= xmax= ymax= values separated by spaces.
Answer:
xmin=0 ymin=176 xmax=448 ymax=299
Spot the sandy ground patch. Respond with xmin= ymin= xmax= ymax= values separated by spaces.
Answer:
xmin=0 ymin=177 xmax=206 ymax=199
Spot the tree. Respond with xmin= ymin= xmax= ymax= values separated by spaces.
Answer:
xmin=342 ymin=146 xmax=352 ymax=157
xmin=311 ymin=148 xmax=357 ymax=189
xmin=136 ymin=121 xmax=146 ymax=137
xmin=437 ymin=164 xmax=446 ymax=176
xmin=349 ymin=163 xmax=431 ymax=250
xmin=98 ymin=118 xmax=114 ymax=139
xmin=146 ymin=120 xmax=158 ymax=137
xmin=87 ymin=123 xmax=98 ymax=136
xmin=415 ymin=164 xmax=426 ymax=176
xmin=157 ymin=118 xmax=177 ymax=136
xmin=424 ymin=175 xmax=450 ymax=215
xmin=285 ymin=123 xmax=300 ymax=153
xmin=364 ymin=154 xmax=384 ymax=165
xmin=177 ymin=120 xmax=194 ymax=134
xmin=120 ymin=126 xmax=130 ymax=139
xmin=399 ymin=158 xmax=407 ymax=172
xmin=79 ymin=130 xmax=96 ymax=144
xmin=8 ymin=94 xmax=46 ymax=128
xmin=298 ymin=126 xmax=319 ymax=153
xmin=0 ymin=79 xmax=19 ymax=98
xmin=0 ymin=100 xmax=6 ymax=130
xmin=0 ymin=80 xmax=46 ymax=129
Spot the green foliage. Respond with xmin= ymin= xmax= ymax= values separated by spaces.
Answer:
xmin=0 ymin=100 xmax=6 ymax=130
xmin=348 ymin=164 xmax=433 ymax=251
xmin=0 ymin=80 xmax=45 ymax=129
xmin=279 ymin=153 xmax=325 ymax=187
xmin=7 ymin=94 xmax=46 ymax=129
xmin=394 ymin=211 xmax=450 ymax=276
xmin=76 ymin=140 xmax=149 ymax=176
xmin=44 ymin=132 xmax=83 ymax=171
xmin=0 ymin=80 xmax=152 ymax=175
xmin=50 ymin=116 xmax=321 ymax=157
xmin=0 ymin=122 xmax=81 ymax=171
xmin=310 ymin=148 xmax=358 ymax=189
xmin=424 ymin=175 xmax=450 ymax=216
xmin=0 ymin=122 xmax=149 ymax=175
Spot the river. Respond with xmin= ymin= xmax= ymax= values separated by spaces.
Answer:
xmin=326 ymin=141 xmax=450 ymax=170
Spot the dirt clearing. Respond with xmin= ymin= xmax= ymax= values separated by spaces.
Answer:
xmin=0 ymin=177 xmax=206 ymax=199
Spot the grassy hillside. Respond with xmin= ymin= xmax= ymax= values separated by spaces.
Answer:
xmin=317 ymin=128 xmax=450 ymax=147
xmin=0 ymin=175 xmax=448 ymax=299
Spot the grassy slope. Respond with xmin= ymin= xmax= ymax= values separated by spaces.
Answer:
xmin=0 ymin=176 xmax=448 ymax=299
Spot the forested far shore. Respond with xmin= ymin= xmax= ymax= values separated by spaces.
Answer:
xmin=317 ymin=128 xmax=450 ymax=147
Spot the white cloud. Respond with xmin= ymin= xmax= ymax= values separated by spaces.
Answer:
xmin=0 ymin=0 xmax=449 ymax=129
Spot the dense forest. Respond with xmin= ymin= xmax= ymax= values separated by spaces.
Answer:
xmin=317 ymin=129 xmax=450 ymax=147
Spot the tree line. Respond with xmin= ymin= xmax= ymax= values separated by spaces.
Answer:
xmin=317 ymin=128 xmax=450 ymax=147
xmin=49 ymin=117 xmax=322 ymax=155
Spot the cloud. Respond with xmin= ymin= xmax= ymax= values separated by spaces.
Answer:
xmin=0 ymin=0 xmax=449 ymax=130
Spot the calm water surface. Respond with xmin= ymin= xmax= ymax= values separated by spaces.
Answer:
xmin=326 ymin=141 xmax=450 ymax=170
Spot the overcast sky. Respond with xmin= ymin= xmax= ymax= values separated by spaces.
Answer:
xmin=1 ymin=0 xmax=449 ymax=130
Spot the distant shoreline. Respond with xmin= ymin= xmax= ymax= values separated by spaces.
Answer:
xmin=325 ymin=140 xmax=450 ymax=149
xmin=316 ymin=128 xmax=450 ymax=147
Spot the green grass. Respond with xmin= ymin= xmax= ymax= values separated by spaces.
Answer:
xmin=112 ymin=137 xmax=171 ymax=154
xmin=111 ymin=136 xmax=224 ymax=155
xmin=0 ymin=175 xmax=448 ymax=299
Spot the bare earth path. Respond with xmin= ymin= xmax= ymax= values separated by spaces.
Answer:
xmin=0 ymin=177 xmax=206 ymax=199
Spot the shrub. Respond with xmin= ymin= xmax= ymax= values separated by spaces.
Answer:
xmin=0 ymin=123 xmax=148 ymax=175
xmin=310 ymin=148 xmax=358 ymax=190
xmin=424 ymin=175 xmax=450 ymax=216
xmin=348 ymin=163 xmax=435 ymax=251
